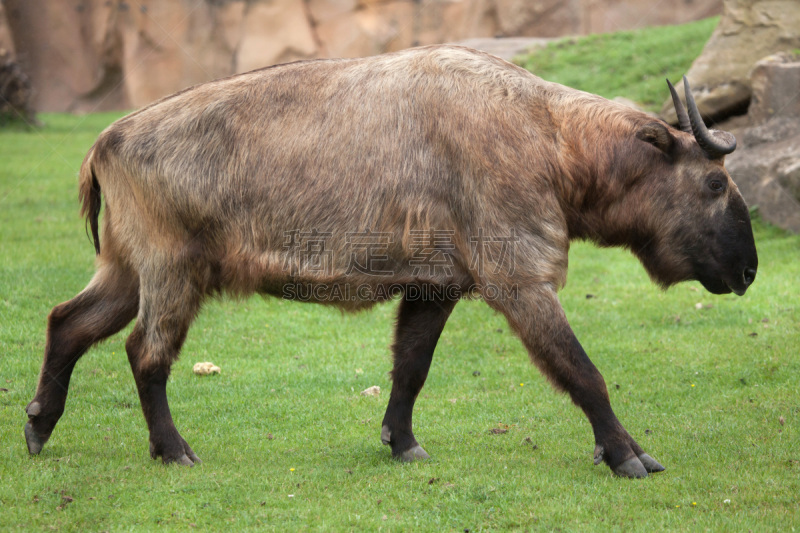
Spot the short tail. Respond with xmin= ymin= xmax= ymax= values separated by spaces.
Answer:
xmin=78 ymin=146 xmax=101 ymax=255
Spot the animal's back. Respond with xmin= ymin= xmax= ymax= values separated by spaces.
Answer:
xmin=83 ymin=46 xmax=539 ymax=296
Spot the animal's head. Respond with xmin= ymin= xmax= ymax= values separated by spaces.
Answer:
xmin=607 ymin=77 xmax=758 ymax=296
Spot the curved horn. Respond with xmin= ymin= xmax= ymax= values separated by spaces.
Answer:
xmin=682 ymin=75 xmax=736 ymax=158
xmin=666 ymin=79 xmax=691 ymax=133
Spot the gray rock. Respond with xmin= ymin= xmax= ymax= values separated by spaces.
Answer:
xmin=728 ymin=139 xmax=800 ymax=233
xmin=726 ymin=52 xmax=800 ymax=233
xmin=748 ymin=53 xmax=800 ymax=127
xmin=742 ymin=117 xmax=800 ymax=147
xmin=661 ymin=0 xmax=800 ymax=125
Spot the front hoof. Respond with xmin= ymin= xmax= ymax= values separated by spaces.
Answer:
xmin=24 ymin=401 xmax=59 ymax=455
xmin=381 ymin=425 xmax=428 ymax=462
xmin=150 ymin=438 xmax=201 ymax=467
xmin=165 ymin=454 xmax=197 ymax=467
xmin=24 ymin=421 xmax=48 ymax=455
xmin=613 ymin=456 xmax=648 ymax=478
xmin=638 ymin=453 xmax=665 ymax=473
xmin=399 ymin=445 xmax=430 ymax=462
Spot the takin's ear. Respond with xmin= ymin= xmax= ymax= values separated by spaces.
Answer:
xmin=635 ymin=122 xmax=674 ymax=155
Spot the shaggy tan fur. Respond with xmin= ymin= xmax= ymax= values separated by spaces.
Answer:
xmin=25 ymin=45 xmax=755 ymax=472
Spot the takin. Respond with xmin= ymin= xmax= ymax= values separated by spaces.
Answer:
xmin=24 ymin=45 xmax=757 ymax=478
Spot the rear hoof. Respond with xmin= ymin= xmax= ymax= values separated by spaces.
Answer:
xmin=399 ymin=445 xmax=430 ymax=462
xmin=613 ymin=456 xmax=648 ymax=478
xmin=24 ymin=421 xmax=47 ymax=455
xmin=638 ymin=453 xmax=665 ymax=473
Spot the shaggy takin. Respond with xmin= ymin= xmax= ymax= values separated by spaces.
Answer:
xmin=24 ymin=45 xmax=757 ymax=478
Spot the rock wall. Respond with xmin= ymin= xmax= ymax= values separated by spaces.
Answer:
xmin=661 ymin=0 xmax=800 ymax=124
xmin=726 ymin=53 xmax=800 ymax=233
xmin=654 ymin=0 xmax=800 ymax=232
xmin=0 ymin=0 xmax=721 ymax=112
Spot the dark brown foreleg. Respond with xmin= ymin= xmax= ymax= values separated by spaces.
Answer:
xmin=381 ymin=291 xmax=457 ymax=461
xmin=125 ymin=262 xmax=204 ymax=466
xmin=497 ymin=284 xmax=664 ymax=478
xmin=25 ymin=262 xmax=140 ymax=455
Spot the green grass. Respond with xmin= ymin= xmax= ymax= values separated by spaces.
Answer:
xmin=515 ymin=17 xmax=719 ymax=111
xmin=2 ymin=25 xmax=800 ymax=530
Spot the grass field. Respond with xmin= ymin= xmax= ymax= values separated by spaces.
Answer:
xmin=514 ymin=17 xmax=719 ymax=111
xmin=2 ymin=19 xmax=799 ymax=532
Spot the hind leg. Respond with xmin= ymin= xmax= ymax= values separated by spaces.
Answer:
xmin=25 ymin=261 xmax=140 ymax=454
xmin=381 ymin=292 xmax=457 ymax=461
xmin=126 ymin=263 xmax=204 ymax=466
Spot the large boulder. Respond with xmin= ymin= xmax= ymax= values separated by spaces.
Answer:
xmin=662 ymin=0 xmax=800 ymax=124
xmin=726 ymin=53 xmax=800 ymax=233
xmin=747 ymin=52 xmax=800 ymax=125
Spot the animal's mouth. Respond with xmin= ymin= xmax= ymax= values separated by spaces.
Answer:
xmin=726 ymin=281 xmax=747 ymax=296
xmin=698 ymin=270 xmax=755 ymax=296
xmin=698 ymin=276 xmax=732 ymax=295
xmin=724 ymin=264 xmax=757 ymax=296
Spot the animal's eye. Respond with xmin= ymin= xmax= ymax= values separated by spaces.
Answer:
xmin=708 ymin=179 xmax=725 ymax=193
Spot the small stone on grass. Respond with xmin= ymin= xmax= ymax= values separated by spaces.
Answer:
xmin=193 ymin=362 xmax=221 ymax=375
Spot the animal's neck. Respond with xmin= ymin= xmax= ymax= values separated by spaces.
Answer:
xmin=555 ymin=123 xmax=647 ymax=248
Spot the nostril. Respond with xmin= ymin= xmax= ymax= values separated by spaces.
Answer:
xmin=743 ymin=267 xmax=757 ymax=286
